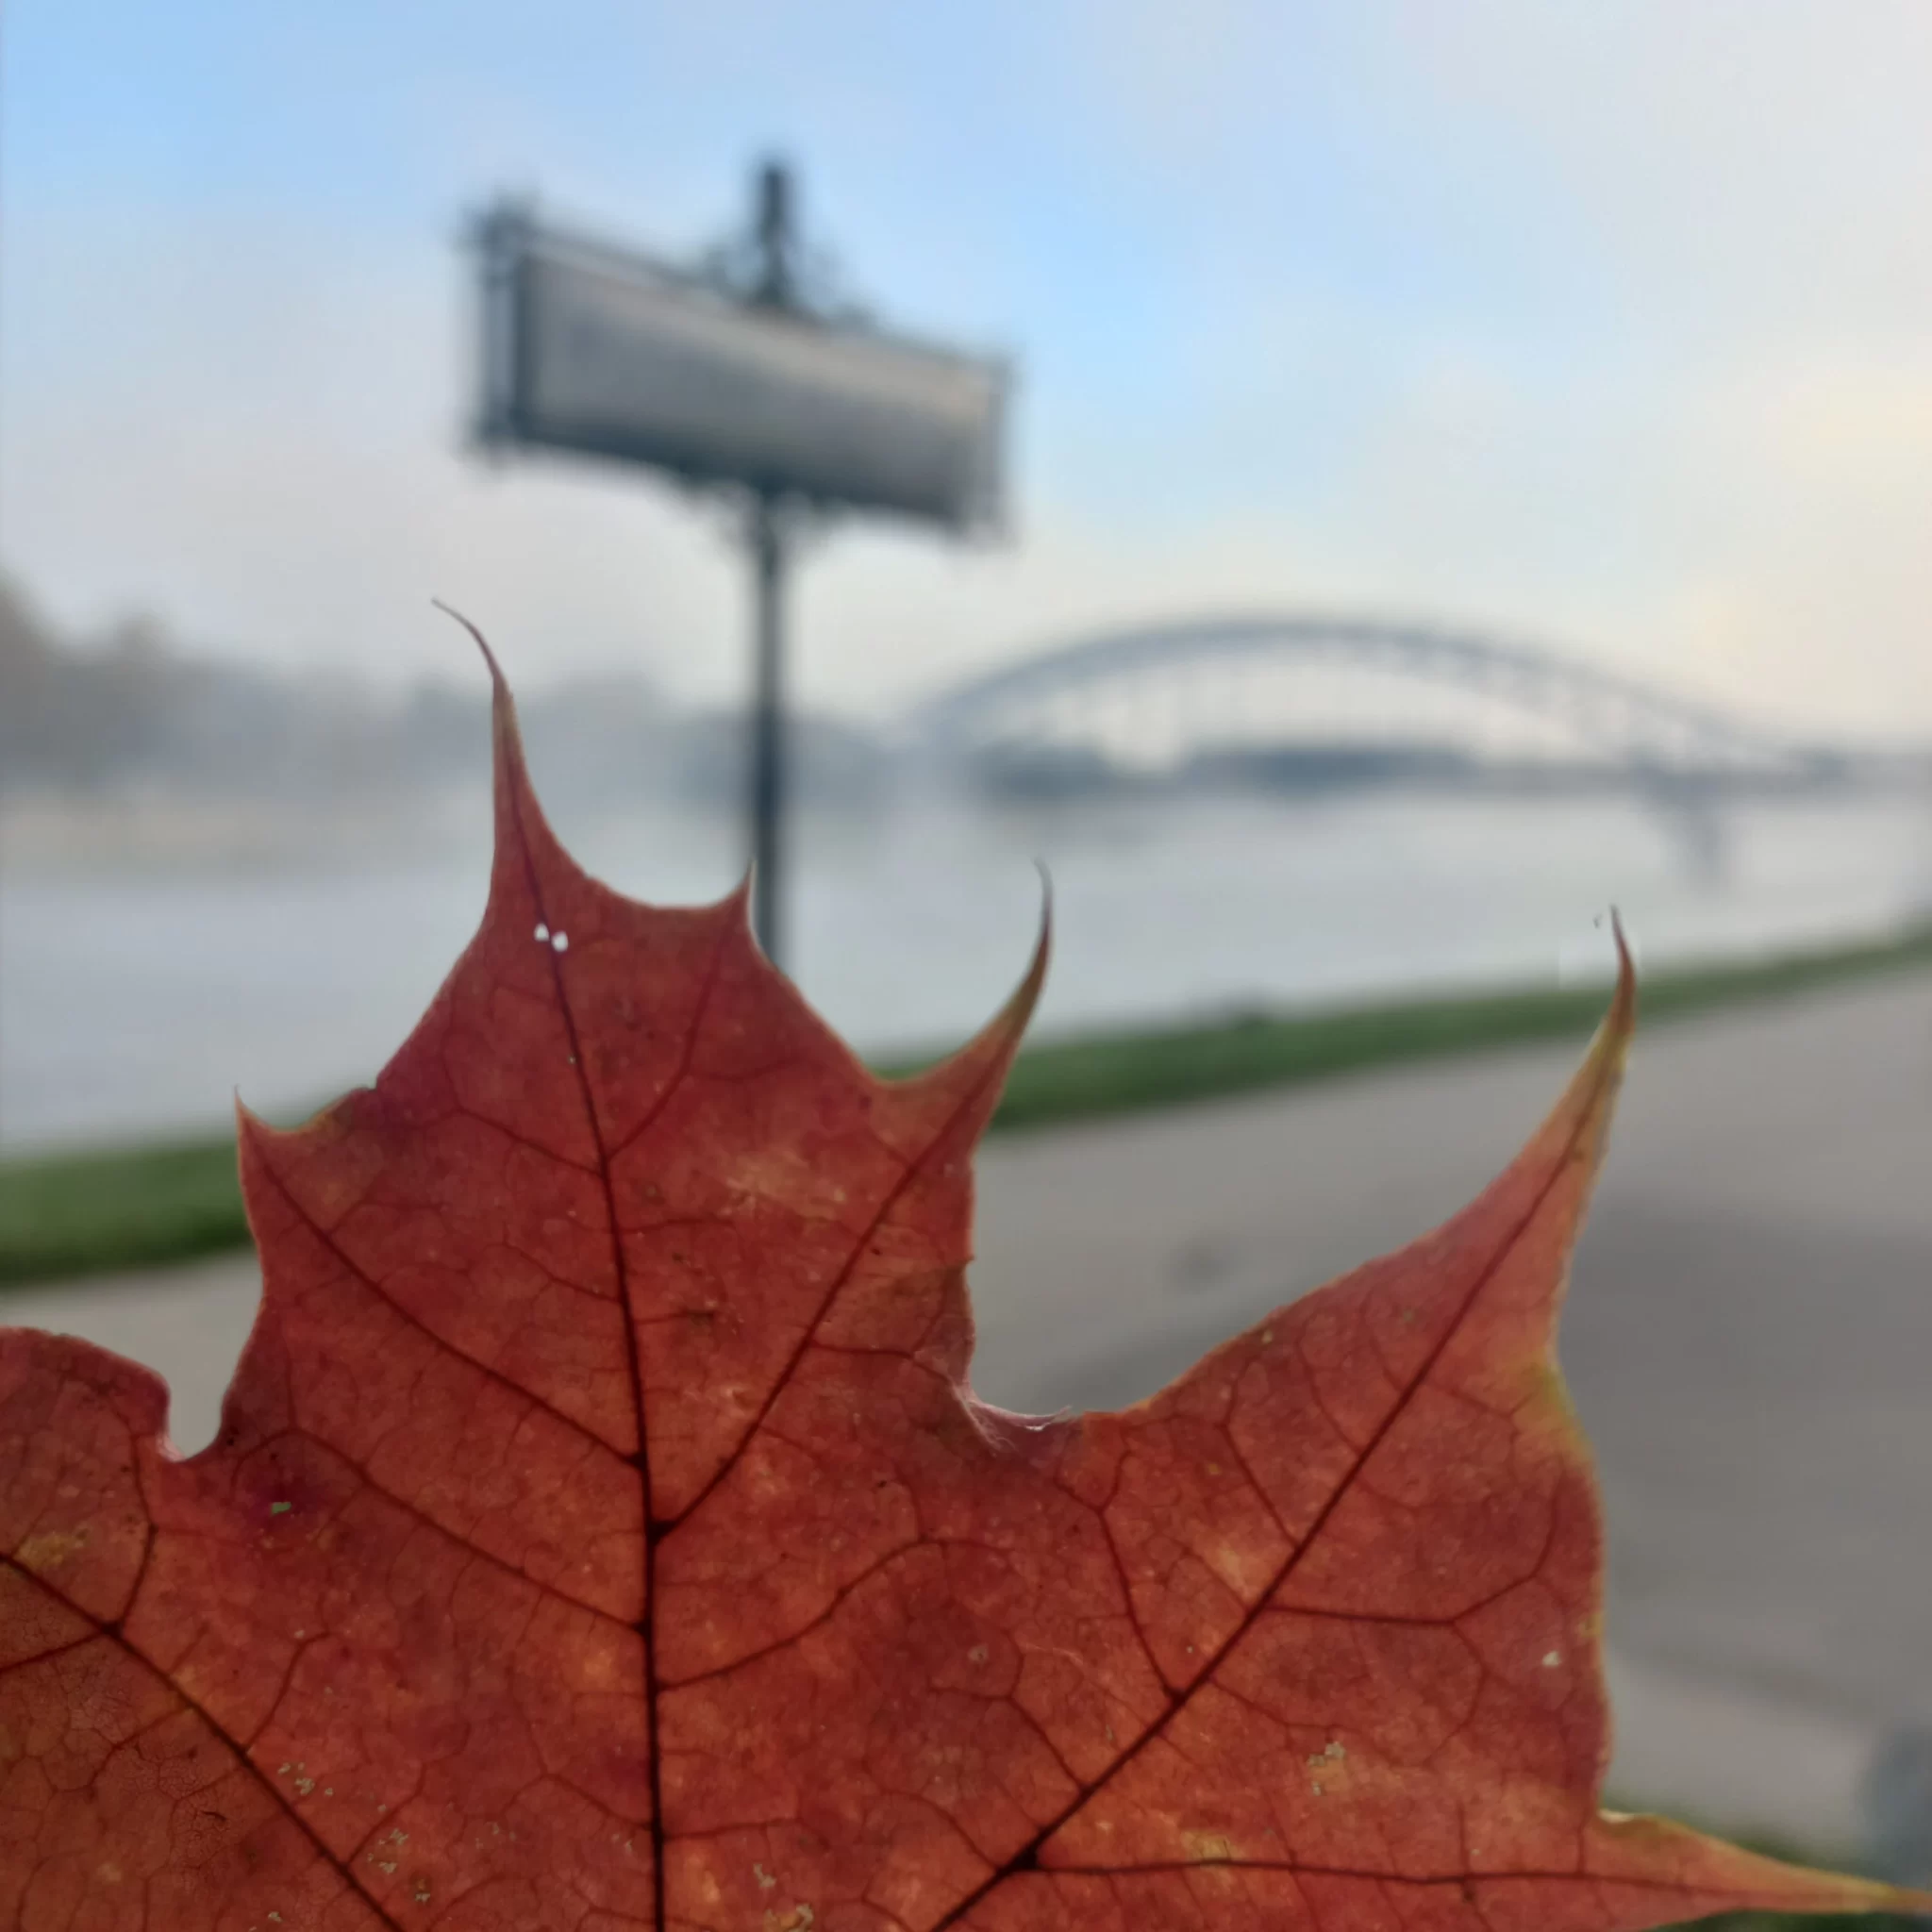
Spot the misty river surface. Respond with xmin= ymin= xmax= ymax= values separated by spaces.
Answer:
xmin=6 ymin=787 xmax=1932 ymax=1152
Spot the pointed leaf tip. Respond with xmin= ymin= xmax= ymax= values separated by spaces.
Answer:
xmin=429 ymin=596 xmax=506 ymax=690
xmin=1016 ymin=866 xmax=1052 ymax=1020
xmin=1591 ymin=1811 xmax=1932 ymax=1923
xmin=429 ymin=599 xmax=527 ymax=796
xmin=1608 ymin=903 xmax=1636 ymax=1024
xmin=1567 ymin=906 xmax=1638 ymax=1139
xmin=973 ymin=878 xmax=1051 ymax=1068
xmin=875 ymin=887 xmax=1047 ymax=1150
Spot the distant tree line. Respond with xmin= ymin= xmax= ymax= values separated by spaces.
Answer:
xmin=0 ymin=575 xmax=891 ymax=813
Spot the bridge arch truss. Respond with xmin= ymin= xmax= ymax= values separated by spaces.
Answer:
xmin=907 ymin=613 xmax=1824 ymax=779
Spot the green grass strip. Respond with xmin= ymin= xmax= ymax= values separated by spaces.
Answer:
xmin=0 ymin=1139 xmax=259 ymax=1290
xmin=982 ymin=919 xmax=1932 ymax=1132
xmin=8 ymin=919 xmax=1932 ymax=1290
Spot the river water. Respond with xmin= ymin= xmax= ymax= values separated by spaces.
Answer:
xmin=6 ymin=786 xmax=1931 ymax=1152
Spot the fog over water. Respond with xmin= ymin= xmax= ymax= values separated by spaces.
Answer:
xmin=6 ymin=786 xmax=1930 ymax=1153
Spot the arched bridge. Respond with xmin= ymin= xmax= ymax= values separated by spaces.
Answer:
xmin=904 ymin=612 xmax=1854 ymax=783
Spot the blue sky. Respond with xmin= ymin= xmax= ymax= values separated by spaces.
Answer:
xmin=6 ymin=2 xmax=1932 ymax=730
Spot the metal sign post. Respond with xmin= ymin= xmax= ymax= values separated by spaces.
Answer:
xmin=748 ymin=486 xmax=787 ymax=965
xmin=469 ymin=159 xmax=1010 ymax=969
xmin=746 ymin=163 xmax=792 ymax=966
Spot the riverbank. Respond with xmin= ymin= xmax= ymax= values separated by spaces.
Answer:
xmin=8 ymin=915 xmax=1932 ymax=1288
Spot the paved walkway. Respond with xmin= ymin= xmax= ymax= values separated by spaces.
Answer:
xmin=8 ymin=973 xmax=1932 ymax=1848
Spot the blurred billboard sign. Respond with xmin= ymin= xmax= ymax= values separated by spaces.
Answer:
xmin=474 ymin=203 xmax=1008 ymax=532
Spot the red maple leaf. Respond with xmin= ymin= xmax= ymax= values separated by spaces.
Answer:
xmin=0 ymin=648 xmax=1921 ymax=1932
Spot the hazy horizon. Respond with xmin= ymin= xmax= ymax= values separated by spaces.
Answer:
xmin=6 ymin=4 xmax=1932 ymax=739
